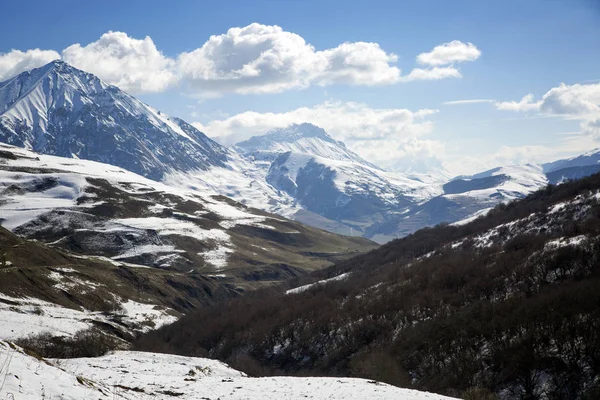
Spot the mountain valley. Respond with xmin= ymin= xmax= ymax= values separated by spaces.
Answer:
xmin=137 ymin=172 xmax=600 ymax=399
xmin=0 ymin=59 xmax=599 ymax=400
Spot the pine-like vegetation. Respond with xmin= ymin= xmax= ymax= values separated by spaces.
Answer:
xmin=135 ymin=174 xmax=600 ymax=400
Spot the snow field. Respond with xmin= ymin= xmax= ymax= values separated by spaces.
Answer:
xmin=0 ymin=342 xmax=458 ymax=400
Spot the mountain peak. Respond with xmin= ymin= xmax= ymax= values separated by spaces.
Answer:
xmin=234 ymin=123 xmax=345 ymax=153
xmin=45 ymin=58 xmax=67 ymax=69
xmin=5 ymin=59 xmax=92 ymax=84
xmin=0 ymin=61 xmax=229 ymax=180
xmin=0 ymin=59 xmax=110 ymax=113
xmin=234 ymin=122 xmax=384 ymax=171
xmin=266 ymin=123 xmax=340 ymax=144
xmin=42 ymin=59 xmax=82 ymax=76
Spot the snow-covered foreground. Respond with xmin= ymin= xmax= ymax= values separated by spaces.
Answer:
xmin=0 ymin=341 xmax=457 ymax=399
xmin=0 ymin=294 xmax=177 ymax=341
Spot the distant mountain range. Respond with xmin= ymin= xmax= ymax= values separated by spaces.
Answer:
xmin=1 ymin=60 xmax=599 ymax=242
xmin=543 ymin=149 xmax=600 ymax=183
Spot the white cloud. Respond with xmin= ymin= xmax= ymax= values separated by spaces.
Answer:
xmin=313 ymin=41 xmax=401 ymax=86
xmin=497 ymin=83 xmax=600 ymax=116
xmin=447 ymin=82 xmax=600 ymax=174
xmin=401 ymin=66 xmax=462 ymax=82
xmin=416 ymin=40 xmax=481 ymax=66
xmin=443 ymin=99 xmax=494 ymax=105
xmin=195 ymin=101 xmax=436 ymax=144
xmin=177 ymin=23 xmax=401 ymax=95
xmin=0 ymin=49 xmax=60 ymax=82
xmin=358 ymin=136 xmax=446 ymax=173
xmin=495 ymin=94 xmax=541 ymax=112
xmin=62 ymin=31 xmax=177 ymax=94
xmin=445 ymin=82 xmax=600 ymax=174
xmin=194 ymin=101 xmax=442 ymax=173
xmin=399 ymin=40 xmax=480 ymax=84
xmin=582 ymin=118 xmax=600 ymax=139
xmin=496 ymin=82 xmax=600 ymax=142
xmin=486 ymin=145 xmax=560 ymax=166
xmin=444 ymin=139 xmax=597 ymax=176
xmin=0 ymin=26 xmax=479 ymax=95
xmin=539 ymin=83 xmax=600 ymax=116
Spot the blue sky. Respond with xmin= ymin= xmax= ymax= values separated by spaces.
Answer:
xmin=1 ymin=0 xmax=599 ymax=175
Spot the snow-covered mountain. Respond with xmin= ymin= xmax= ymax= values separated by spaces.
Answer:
xmin=0 ymin=143 xmax=374 ymax=275
xmin=433 ymin=164 xmax=549 ymax=223
xmin=0 ymin=60 xmax=228 ymax=180
xmin=233 ymin=125 xmax=600 ymax=240
xmin=233 ymin=123 xmax=443 ymax=241
xmin=231 ymin=123 xmax=591 ymax=242
xmin=543 ymin=148 xmax=600 ymax=183
xmin=2 ymin=61 xmax=600 ymax=243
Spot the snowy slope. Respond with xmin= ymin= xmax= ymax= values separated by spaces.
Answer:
xmin=444 ymin=164 xmax=548 ymax=202
xmin=286 ymin=272 xmax=351 ymax=294
xmin=0 ymin=293 xmax=176 ymax=341
xmin=0 ymin=63 xmax=356 ymax=236
xmin=0 ymin=143 xmax=265 ymax=270
xmin=543 ymin=148 xmax=600 ymax=173
xmin=543 ymin=148 xmax=600 ymax=183
xmin=0 ymin=341 xmax=457 ymax=399
xmin=0 ymin=143 xmax=374 ymax=273
xmin=361 ymin=164 xmax=551 ymax=241
xmin=164 ymin=151 xmax=302 ymax=218
xmin=0 ymin=143 xmax=374 ymax=346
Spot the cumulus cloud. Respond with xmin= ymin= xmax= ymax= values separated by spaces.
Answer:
xmin=177 ymin=23 xmax=401 ymax=95
xmin=0 ymin=49 xmax=60 ymax=82
xmin=178 ymin=28 xmax=481 ymax=93
xmin=416 ymin=40 xmax=481 ymax=66
xmin=539 ymin=83 xmax=600 ymax=115
xmin=313 ymin=42 xmax=401 ymax=86
xmin=194 ymin=101 xmax=443 ymax=173
xmin=487 ymin=145 xmax=559 ymax=166
xmin=582 ymin=118 xmax=600 ymax=139
xmin=401 ymin=66 xmax=462 ymax=82
xmin=358 ymin=136 xmax=446 ymax=173
xmin=497 ymin=83 xmax=600 ymax=116
xmin=195 ymin=101 xmax=436 ymax=144
xmin=496 ymin=82 xmax=600 ymax=141
xmin=62 ymin=31 xmax=177 ymax=94
xmin=0 ymin=26 xmax=479 ymax=95
xmin=399 ymin=40 xmax=480 ymax=84
xmin=495 ymin=94 xmax=541 ymax=112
